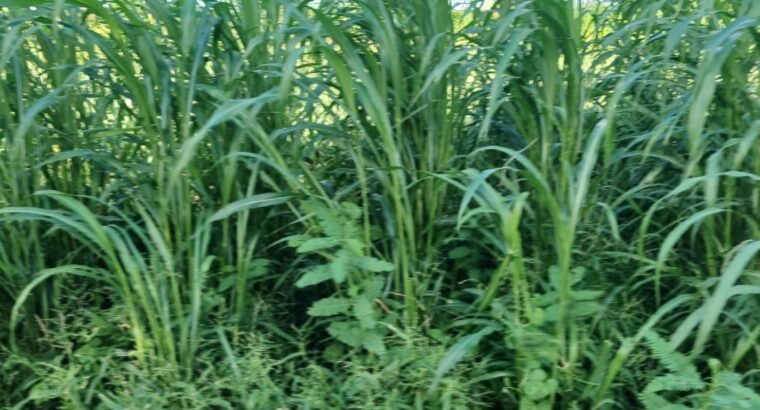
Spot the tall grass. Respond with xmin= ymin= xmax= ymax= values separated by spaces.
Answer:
xmin=1 ymin=0 xmax=759 ymax=408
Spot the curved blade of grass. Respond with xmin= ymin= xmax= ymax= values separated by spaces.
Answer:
xmin=653 ymin=208 xmax=724 ymax=303
xmin=208 ymin=193 xmax=293 ymax=223
xmin=430 ymin=326 xmax=498 ymax=392
xmin=9 ymin=265 xmax=109 ymax=350
xmin=693 ymin=240 xmax=760 ymax=354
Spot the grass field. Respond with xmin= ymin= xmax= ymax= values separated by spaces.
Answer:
xmin=1 ymin=0 xmax=759 ymax=408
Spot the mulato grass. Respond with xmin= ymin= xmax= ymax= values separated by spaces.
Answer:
xmin=1 ymin=0 xmax=759 ymax=408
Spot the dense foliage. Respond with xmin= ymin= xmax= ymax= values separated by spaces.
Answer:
xmin=1 ymin=0 xmax=759 ymax=408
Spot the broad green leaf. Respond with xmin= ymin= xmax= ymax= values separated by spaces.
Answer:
xmin=327 ymin=321 xmax=363 ymax=348
xmin=362 ymin=332 xmax=386 ymax=355
xmin=353 ymin=297 xmax=376 ymax=329
xmin=295 ymin=266 xmax=332 ymax=288
xmin=448 ymin=246 xmax=472 ymax=259
xmin=217 ymin=275 xmax=237 ymax=293
xmin=296 ymin=237 xmax=342 ymax=253
xmin=356 ymin=256 xmax=394 ymax=272
xmin=308 ymin=297 xmax=351 ymax=317
xmin=330 ymin=249 xmax=351 ymax=283
xmin=341 ymin=202 xmax=362 ymax=220
xmin=362 ymin=277 xmax=385 ymax=299
xmin=572 ymin=290 xmax=605 ymax=301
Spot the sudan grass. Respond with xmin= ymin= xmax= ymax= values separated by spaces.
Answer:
xmin=1 ymin=0 xmax=759 ymax=408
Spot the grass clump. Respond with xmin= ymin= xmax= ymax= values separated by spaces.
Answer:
xmin=1 ymin=0 xmax=760 ymax=408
